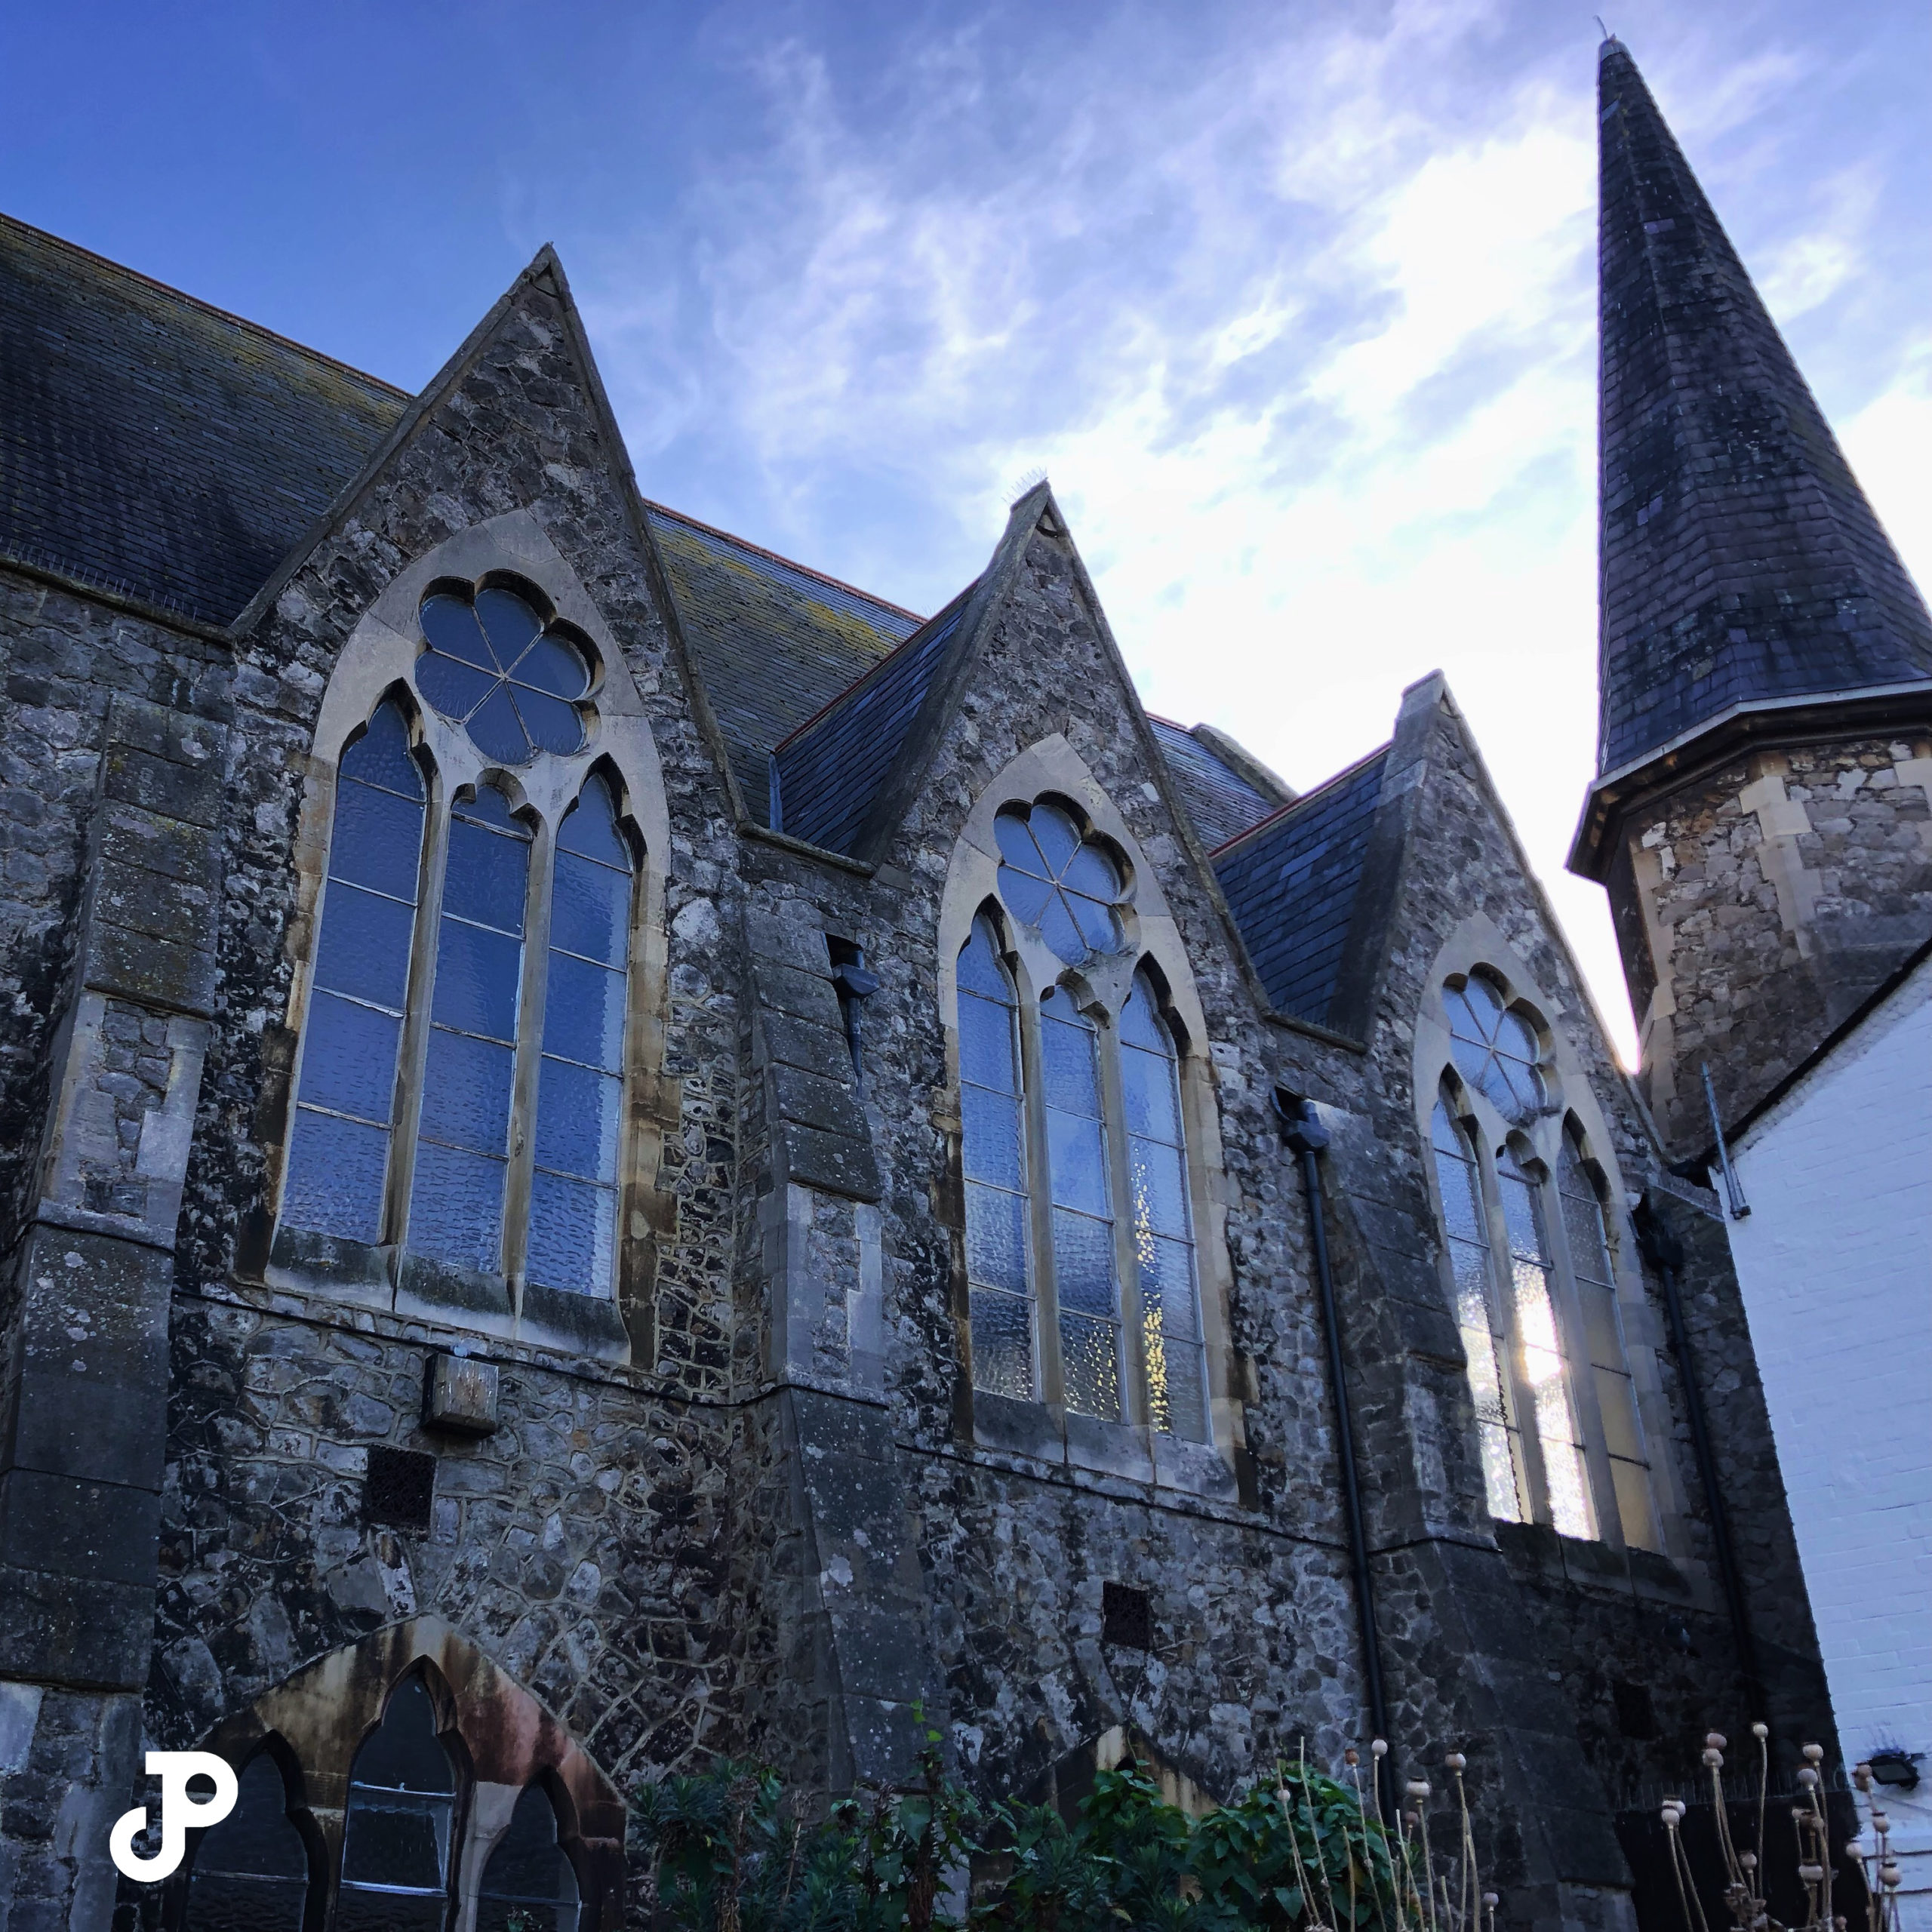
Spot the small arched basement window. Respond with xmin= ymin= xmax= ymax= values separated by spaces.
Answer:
xmin=476 ymin=1783 xmax=583 ymax=1932
xmin=336 ymin=1676 xmax=459 ymax=1932
xmin=182 ymin=1749 xmax=312 ymax=1930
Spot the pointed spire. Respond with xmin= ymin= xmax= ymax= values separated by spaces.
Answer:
xmin=1592 ymin=41 xmax=1932 ymax=783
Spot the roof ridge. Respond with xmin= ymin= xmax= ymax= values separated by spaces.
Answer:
xmin=1 ymin=209 xmax=410 ymax=400
xmin=641 ymin=497 xmax=927 ymax=627
xmin=1210 ymin=742 xmax=1389 ymax=858
xmin=773 ymin=579 xmax=978 ymax=753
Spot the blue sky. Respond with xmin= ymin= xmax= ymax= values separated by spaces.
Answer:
xmin=8 ymin=0 xmax=1927 ymax=1057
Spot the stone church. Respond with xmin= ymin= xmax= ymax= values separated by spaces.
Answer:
xmin=0 ymin=35 xmax=1924 ymax=1932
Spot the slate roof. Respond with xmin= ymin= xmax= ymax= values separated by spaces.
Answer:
xmin=1594 ymin=42 xmax=1932 ymax=778
xmin=1147 ymin=717 xmax=1278 ymax=850
xmin=0 ymin=212 xmax=407 ymax=626
xmin=769 ymin=583 xmax=977 ymax=854
xmin=644 ymin=503 xmax=924 ymax=819
xmin=1213 ymin=747 xmax=1388 ymax=1029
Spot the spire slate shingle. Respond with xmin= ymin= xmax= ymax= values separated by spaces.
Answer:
xmin=1594 ymin=38 xmax=1932 ymax=780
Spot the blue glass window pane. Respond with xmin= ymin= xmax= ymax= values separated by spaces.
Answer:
xmin=1148 ymin=1334 xmax=1208 ymax=1441
xmin=1060 ymin=1311 xmax=1120 ymax=1420
xmin=1130 ymin=1138 xmax=1188 ymax=1235
xmin=1052 ymin=1208 xmax=1116 ymax=1317
xmin=1067 ymin=894 xmax=1120 ymax=954
xmin=958 ymin=992 xmax=1018 ymax=1095
xmin=315 ymin=884 xmax=417 ymax=1011
xmin=527 ymin=1171 xmax=616 ymax=1295
xmin=420 ymin=595 xmax=494 ymax=671
xmin=514 ymin=633 xmax=590 ymax=701
xmin=549 ymin=852 xmax=629 ymax=966
xmin=332 ymin=783 xmax=426 ymax=901
xmin=514 ymin=687 xmax=585 ymax=757
xmin=558 ymin=778 xmax=627 ymax=864
xmin=1037 ymin=897 xmax=1084 ymax=962
xmin=282 ymin=1110 xmax=389 ymax=1243
xmin=961 ymin=1085 xmax=1023 ymax=1191
xmin=1047 ymin=1111 xmax=1108 ymax=1216
xmin=408 ymin=1142 xmax=506 ymax=1273
xmin=341 ymin=703 xmax=425 ymax=798
xmin=994 ymin=814 xmax=1044 ymax=873
xmin=468 ymin=688 xmax=530 ymax=764
xmin=300 ymin=993 xmax=401 ymax=1124
xmin=956 ymin=920 xmax=1011 ymax=999
xmin=1029 ymin=806 xmax=1081 ymax=872
xmin=1138 ymin=1235 xmax=1199 ymax=1339
xmin=1120 ymin=979 xmax=1166 ymax=1051
xmin=995 ymin=864 xmax=1054 ymax=924
xmin=534 ymin=1058 xmax=621 ymax=1182
xmin=1122 ymin=1046 xmax=1179 ymax=1142
xmin=1060 ymin=843 xmax=1118 ymax=900
xmin=964 ymin=1182 xmax=1027 ymax=1293
xmin=431 ymin=920 xmax=523 ymax=1042
xmin=420 ymin=1030 xmax=514 ymax=1156
xmin=475 ymin=587 xmax=542 ymax=669
xmin=540 ymin=955 xmax=626 ymax=1072
xmin=970 ymin=1288 xmax=1033 ymax=1399
xmin=442 ymin=820 xmax=529 ymax=934
xmin=1039 ymin=1011 xmax=1100 ymax=1115
xmin=417 ymin=650 xmax=494 ymax=722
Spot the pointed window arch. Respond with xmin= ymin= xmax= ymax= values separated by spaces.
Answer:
xmin=337 ymin=1675 xmax=460 ymax=1932
xmin=1423 ymin=957 xmax=1666 ymax=1549
xmin=476 ymin=1783 xmax=583 ymax=1932
xmin=182 ymin=1748 xmax=314 ymax=1930
xmin=275 ymin=569 xmax=656 ymax=1340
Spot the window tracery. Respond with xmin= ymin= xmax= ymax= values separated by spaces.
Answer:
xmin=476 ymin=1783 xmax=582 ymax=1932
xmin=182 ymin=1750 xmax=312 ymax=1930
xmin=951 ymin=789 xmax=1211 ymax=1447
xmin=1423 ymin=961 xmax=1663 ymax=1551
xmin=337 ymin=1675 xmax=459 ymax=1932
xmin=276 ymin=573 xmax=645 ymax=1320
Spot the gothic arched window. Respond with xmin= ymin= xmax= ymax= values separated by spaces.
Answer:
xmin=276 ymin=579 xmax=645 ymax=1318
xmin=337 ymin=1676 xmax=459 ymax=1932
xmin=476 ymin=1783 xmax=583 ymax=1932
xmin=952 ymin=808 xmax=1209 ymax=1444
xmin=182 ymin=1749 xmax=312 ymax=1930
xmin=1424 ymin=964 xmax=1663 ymax=1551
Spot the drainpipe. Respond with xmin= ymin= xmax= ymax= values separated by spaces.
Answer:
xmin=1632 ymin=1191 xmax=1764 ymax=1718
xmin=1278 ymin=1092 xmax=1392 ymax=1802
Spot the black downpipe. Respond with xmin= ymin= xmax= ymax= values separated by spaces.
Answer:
xmin=1279 ymin=1093 xmax=1392 ymax=1804
xmin=1633 ymin=1190 xmax=1764 ymax=1716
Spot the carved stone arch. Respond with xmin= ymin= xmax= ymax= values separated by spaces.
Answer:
xmin=938 ymin=734 xmax=1244 ymax=1489
xmin=1027 ymin=1725 xmax=1220 ymax=1823
xmin=198 ymin=1617 xmax=624 ymax=1932
xmin=258 ymin=507 xmax=674 ymax=1361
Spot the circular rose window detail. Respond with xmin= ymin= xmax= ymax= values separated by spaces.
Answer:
xmin=417 ymin=584 xmax=591 ymax=764
xmin=995 ymin=801 xmax=1126 ymax=964
xmin=1444 ymin=974 xmax=1546 ymax=1123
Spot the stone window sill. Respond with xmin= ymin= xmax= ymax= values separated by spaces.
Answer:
xmin=970 ymin=1391 xmax=1240 ymax=1504
xmin=1494 ymin=1518 xmax=1694 ymax=1603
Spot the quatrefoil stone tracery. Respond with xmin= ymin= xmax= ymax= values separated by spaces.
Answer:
xmin=417 ymin=584 xmax=593 ymax=767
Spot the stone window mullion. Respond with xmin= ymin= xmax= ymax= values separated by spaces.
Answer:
xmin=1097 ymin=1014 xmax=1150 ymax=1429
xmin=1019 ymin=986 xmax=1064 ymax=1408
xmin=386 ymin=777 xmax=454 ymax=1252
xmin=1474 ymin=1133 xmax=1552 ymax=1524
xmin=499 ymin=817 xmax=557 ymax=1309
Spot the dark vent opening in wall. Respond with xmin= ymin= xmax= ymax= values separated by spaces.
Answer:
xmin=365 ymin=1446 xmax=436 ymax=1531
xmin=1101 ymin=1581 xmax=1153 ymax=1651
xmin=1612 ymin=1678 xmax=1659 ymax=1740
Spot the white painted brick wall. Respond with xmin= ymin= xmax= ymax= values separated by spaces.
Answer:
xmin=1728 ymin=956 xmax=1932 ymax=1929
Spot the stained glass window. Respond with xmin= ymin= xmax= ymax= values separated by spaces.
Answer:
xmin=282 ymin=703 xmax=426 ymax=1244
xmin=994 ymin=804 xmax=1124 ymax=964
xmin=1559 ymin=1127 xmax=1660 ymax=1550
xmin=1041 ymin=996 xmax=1121 ymax=1420
xmin=959 ymin=917 xmax=1035 ymax=1399
xmin=408 ymin=785 xmax=531 ymax=1275
xmin=417 ymin=586 xmax=589 ymax=765
xmin=1496 ymin=1143 xmax=1595 ymax=1541
xmin=529 ymin=776 xmax=634 ymax=1295
xmin=1444 ymin=976 xmax=1545 ymax=1124
xmin=1121 ymin=974 xmax=1206 ymax=1441
xmin=182 ymin=1751 xmax=310 ymax=1932
xmin=336 ymin=1677 xmax=457 ymax=1932
xmin=1431 ymin=1091 xmax=1522 ymax=1522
